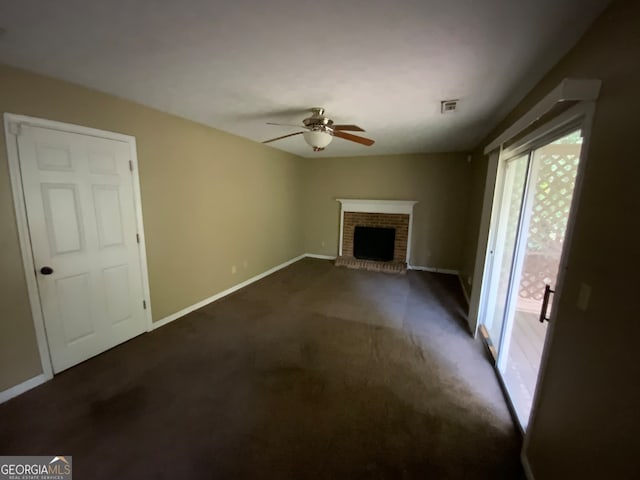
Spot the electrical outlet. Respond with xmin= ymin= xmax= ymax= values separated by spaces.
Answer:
xmin=321 ymin=241 xmax=325 ymax=247
xmin=231 ymin=265 xmax=237 ymax=275
xmin=243 ymin=260 xmax=248 ymax=269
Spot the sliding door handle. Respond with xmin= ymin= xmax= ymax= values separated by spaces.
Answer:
xmin=539 ymin=284 xmax=554 ymax=323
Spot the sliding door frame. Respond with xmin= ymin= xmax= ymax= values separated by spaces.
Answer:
xmin=468 ymin=79 xmax=601 ymax=337
xmin=475 ymin=101 xmax=597 ymax=437
xmin=495 ymin=152 xmax=535 ymax=372
xmin=480 ymin=151 xmax=531 ymax=363
xmin=520 ymin=102 xmax=597 ymax=472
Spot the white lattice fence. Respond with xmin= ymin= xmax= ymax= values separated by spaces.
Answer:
xmin=519 ymin=144 xmax=580 ymax=300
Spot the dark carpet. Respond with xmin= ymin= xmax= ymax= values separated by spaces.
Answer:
xmin=0 ymin=258 xmax=523 ymax=479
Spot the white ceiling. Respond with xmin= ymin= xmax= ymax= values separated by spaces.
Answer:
xmin=0 ymin=0 xmax=611 ymax=157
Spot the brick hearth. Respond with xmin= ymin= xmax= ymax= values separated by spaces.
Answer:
xmin=334 ymin=256 xmax=407 ymax=274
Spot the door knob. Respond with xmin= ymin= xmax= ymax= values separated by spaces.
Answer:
xmin=40 ymin=266 xmax=54 ymax=275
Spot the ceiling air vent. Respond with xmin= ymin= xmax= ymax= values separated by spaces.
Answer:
xmin=441 ymin=99 xmax=458 ymax=114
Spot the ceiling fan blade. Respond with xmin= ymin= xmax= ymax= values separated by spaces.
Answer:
xmin=262 ymin=131 xmax=304 ymax=144
xmin=332 ymin=130 xmax=375 ymax=146
xmin=332 ymin=124 xmax=365 ymax=132
xmin=266 ymin=122 xmax=308 ymax=129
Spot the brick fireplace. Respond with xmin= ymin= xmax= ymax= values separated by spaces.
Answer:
xmin=335 ymin=199 xmax=417 ymax=273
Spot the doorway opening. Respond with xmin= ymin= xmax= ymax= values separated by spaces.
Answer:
xmin=480 ymin=128 xmax=583 ymax=428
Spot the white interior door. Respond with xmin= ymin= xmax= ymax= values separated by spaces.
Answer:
xmin=18 ymin=124 xmax=147 ymax=373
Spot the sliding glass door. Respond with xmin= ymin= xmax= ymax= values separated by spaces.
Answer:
xmin=481 ymin=129 xmax=583 ymax=429
xmin=483 ymin=153 xmax=530 ymax=356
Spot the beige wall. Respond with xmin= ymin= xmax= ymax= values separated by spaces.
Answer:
xmin=0 ymin=64 xmax=304 ymax=391
xmin=302 ymin=153 xmax=471 ymax=270
xmin=0 ymin=66 xmax=474 ymax=395
xmin=458 ymin=151 xmax=488 ymax=299
xmin=464 ymin=0 xmax=639 ymax=476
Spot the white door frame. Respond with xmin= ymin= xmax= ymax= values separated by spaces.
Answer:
xmin=490 ymin=151 xmax=535 ymax=371
xmin=519 ymin=103 xmax=597 ymax=473
xmin=3 ymin=113 xmax=153 ymax=381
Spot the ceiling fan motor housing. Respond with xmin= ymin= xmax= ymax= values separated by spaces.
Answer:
xmin=303 ymin=107 xmax=333 ymax=130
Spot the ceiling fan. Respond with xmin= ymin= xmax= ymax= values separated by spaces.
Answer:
xmin=262 ymin=108 xmax=375 ymax=152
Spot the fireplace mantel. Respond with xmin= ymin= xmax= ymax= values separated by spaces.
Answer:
xmin=336 ymin=199 xmax=418 ymax=215
xmin=336 ymin=199 xmax=418 ymax=263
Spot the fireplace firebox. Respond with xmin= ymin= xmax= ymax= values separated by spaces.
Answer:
xmin=353 ymin=226 xmax=395 ymax=261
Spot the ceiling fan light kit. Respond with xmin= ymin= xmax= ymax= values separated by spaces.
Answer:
xmin=263 ymin=108 xmax=375 ymax=152
xmin=303 ymin=130 xmax=333 ymax=150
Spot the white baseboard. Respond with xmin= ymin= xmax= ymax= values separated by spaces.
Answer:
xmin=0 ymin=374 xmax=48 ymax=404
xmin=305 ymin=253 xmax=337 ymax=260
xmin=152 ymin=254 xmax=306 ymax=330
xmin=521 ymin=450 xmax=535 ymax=480
xmin=408 ymin=265 xmax=460 ymax=275
xmin=0 ymin=254 xmax=310 ymax=402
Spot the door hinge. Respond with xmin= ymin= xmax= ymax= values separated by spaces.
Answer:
xmin=129 ymin=160 xmax=134 ymax=172
xmin=136 ymin=233 xmax=140 ymax=244
xmin=143 ymin=300 xmax=147 ymax=310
